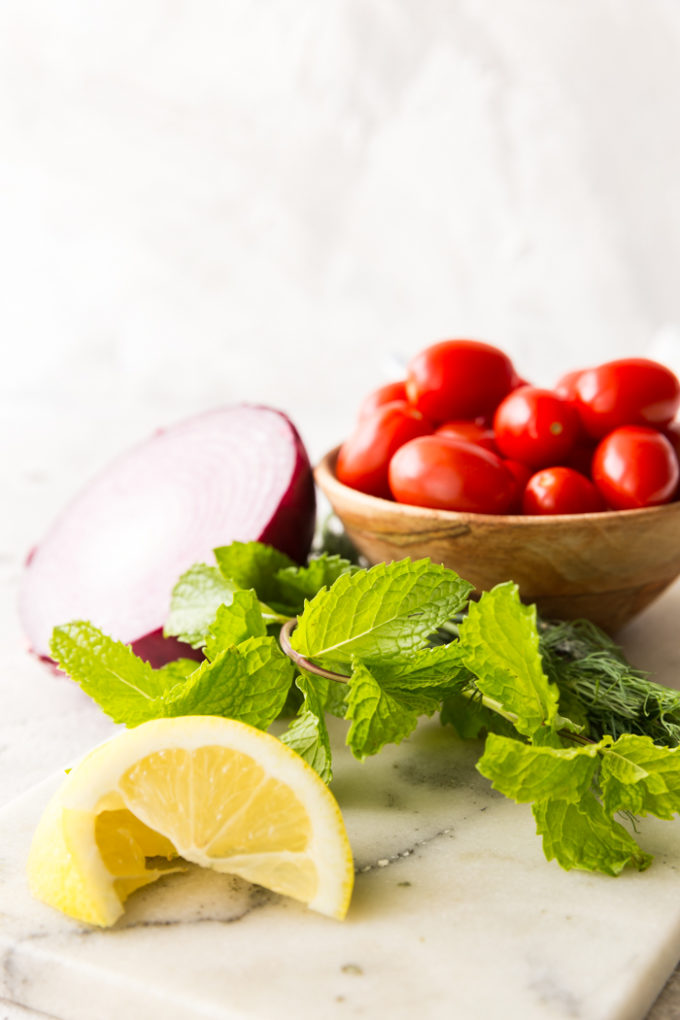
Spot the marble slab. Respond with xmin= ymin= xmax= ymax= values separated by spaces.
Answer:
xmin=2 ymin=716 xmax=680 ymax=1020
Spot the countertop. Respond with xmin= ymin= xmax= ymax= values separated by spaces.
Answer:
xmin=4 ymin=399 xmax=680 ymax=1019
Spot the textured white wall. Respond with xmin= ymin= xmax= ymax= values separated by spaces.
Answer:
xmin=2 ymin=0 xmax=680 ymax=468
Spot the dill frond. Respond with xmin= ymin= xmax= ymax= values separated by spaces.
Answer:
xmin=538 ymin=618 xmax=680 ymax=747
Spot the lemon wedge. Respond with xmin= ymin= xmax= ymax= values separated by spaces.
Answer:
xmin=27 ymin=716 xmax=354 ymax=926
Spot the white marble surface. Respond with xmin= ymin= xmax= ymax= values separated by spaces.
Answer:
xmin=4 ymin=712 xmax=680 ymax=1020
xmin=3 ymin=1 xmax=680 ymax=1016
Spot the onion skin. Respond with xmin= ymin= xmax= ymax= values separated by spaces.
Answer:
xmin=19 ymin=405 xmax=316 ymax=667
xmin=259 ymin=416 xmax=316 ymax=564
xmin=130 ymin=630 xmax=204 ymax=668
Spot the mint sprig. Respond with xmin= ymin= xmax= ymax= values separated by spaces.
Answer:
xmin=346 ymin=661 xmax=420 ymax=759
xmin=458 ymin=584 xmax=564 ymax=739
xmin=291 ymin=558 xmax=472 ymax=668
xmin=50 ymin=622 xmax=168 ymax=726
xmin=164 ymin=564 xmax=239 ymax=649
xmin=50 ymin=539 xmax=680 ymax=880
xmin=280 ymin=675 xmax=333 ymax=783
xmin=165 ymin=637 xmax=293 ymax=728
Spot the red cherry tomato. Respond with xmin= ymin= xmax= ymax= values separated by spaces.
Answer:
xmin=435 ymin=420 xmax=498 ymax=453
xmin=493 ymin=387 xmax=580 ymax=468
xmin=563 ymin=441 xmax=597 ymax=477
xmin=388 ymin=435 xmax=516 ymax=514
xmin=663 ymin=420 xmax=680 ymax=461
xmin=358 ymin=380 xmax=408 ymax=420
xmin=336 ymin=401 xmax=431 ymax=499
xmin=554 ymin=368 xmax=585 ymax=402
xmin=406 ymin=340 xmax=516 ymax=422
xmin=575 ymin=358 xmax=680 ymax=439
xmin=503 ymin=459 xmax=533 ymax=512
xmin=591 ymin=425 xmax=679 ymax=510
xmin=522 ymin=467 xmax=606 ymax=515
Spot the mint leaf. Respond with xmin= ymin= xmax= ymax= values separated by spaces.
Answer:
xmin=533 ymin=792 xmax=652 ymax=875
xmin=346 ymin=661 xmax=419 ymax=760
xmin=477 ymin=733 xmax=600 ymax=803
xmin=155 ymin=658 xmax=202 ymax=685
xmin=297 ymin=671 xmax=348 ymax=718
xmin=371 ymin=642 xmax=471 ymax=692
xmin=280 ymin=675 xmax=333 ymax=782
xmin=50 ymin=622 xmax=166 ymax=726
xmin=361 ymin=643 xmax=471 ymax=716
xmin=165 ymin=564 xmax=238 ymax=648
xmin=205 ymin=590 xmax=267 ymax=659
xmin=441 ymin=692 xmax=517 ymax=740
xmin=293 ymin=559 xmax=473 ymax=669
xmin=164 ymin=636 xmax=293 ymax=729
xmin=214 ymin=541 xmax=295 ymax=606
xmin=600 ymin=734 xmax=680 ymax=820
xmin=274 ymin=554 xmax=359 ymax=609
xmin=458 ymin=583 xmax=562 ymax=738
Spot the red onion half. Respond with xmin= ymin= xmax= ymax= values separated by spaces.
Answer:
xmin=19 ymin=405 xmax=316 ymax=664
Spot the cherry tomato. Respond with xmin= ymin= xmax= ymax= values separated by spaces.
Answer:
xmin=435 ymin=420 xmax=498 ymax=453
xmin=503 ymin=459 xmax=533 ymax=512
xmin=522 ymin=467 xmax=606 ymax=515
xmin=335 ymin=401 xmax=431 ymax=499
xmin=575 ymin=358 xmax=680 ymax=439
xmin=406 ymin=340 xmax=516 ymax=422
xmin=663 ymin=420 xmax=680 ymax=461
xmin=563 ymin=441 xmax=597 ymax=477
xmin=554 ymin=368 xmax=585 ymax=402
xmin=493 ymin=386 xmax=580 ymax=468
xmin=358 ymin=380 xmax=408 ymax=420
xmin=591 ymin=425 xmax=679 ymax=510
xmin=388 ymin=435 xmax=516 ymax=514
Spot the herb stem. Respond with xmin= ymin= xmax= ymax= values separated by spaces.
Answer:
xmin=458 ymin=686 xmax=519 ymax=727
xmin=279 ymin=620 xmax=599 ymax=745
xmin=456 ymin=685 xmax=595 ymax=744
xmin=279 ymin=619 xmax=350 ymax=684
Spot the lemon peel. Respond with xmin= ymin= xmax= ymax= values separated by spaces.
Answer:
xmin=28 ymin=716 xmax=354 ymax=926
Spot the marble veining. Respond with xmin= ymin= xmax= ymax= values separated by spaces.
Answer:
xmin=3 ymin=714 xmax=680 ymax=1020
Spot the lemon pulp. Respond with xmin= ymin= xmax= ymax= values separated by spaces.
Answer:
xmin=28 ymin=716 xmax=353 ymax=926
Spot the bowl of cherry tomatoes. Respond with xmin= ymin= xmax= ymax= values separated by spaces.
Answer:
xmin=315 ymin=339 xmax=680 ymax=633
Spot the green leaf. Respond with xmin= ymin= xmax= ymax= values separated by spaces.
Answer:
xmin=297 ymin=671 xmax=348 ymax=718
xmin=533 ymin=792 xmax=652 ymax=875
xmin=440 ymin=692 xmax=516 ymax=740
xmin=477 ymin=733 xmax=601 ymax=803
xmin=214 ymin=541 xmax=295 ymax=605
xmin=165 ymin=636 xmax=294 ymax=729
xmin=50 ymin=622 xmax=166 ymax=726
xmin=274 ymin=554 xmax=359 ymax=610
xmin=458 ymin=583 xmax=562 ymax=738
xmin=346 ymin=661 xmax=419 ymax=760
xmin=164 ymin=564 xmax=238 ymax=648
xmin=204 ymin=590 xmax=267 ymax=659
xmin=293 ymin=558 xmax=473 ymax=669
xmin=371 ymin=642 xmax=471 ymax=692
xmin=360 ymin=643 xmax=471 ymax=716
xmin=280 ymin=675 xmax=333 ymax=782
xmin=600 ymin=734 xmax=680 ymax=820
xmin=155 ymin=658 xmax=203 ymax=685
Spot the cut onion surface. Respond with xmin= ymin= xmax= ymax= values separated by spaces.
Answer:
xmin=19 ymin=405 xmax=316 ymax=664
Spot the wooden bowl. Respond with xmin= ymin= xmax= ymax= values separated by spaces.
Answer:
xmin=315 ymin=447 xmax=680 ymax=633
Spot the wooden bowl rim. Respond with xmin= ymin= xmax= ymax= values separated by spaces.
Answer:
xmin=315 ymin=446 xmax=680 ymax=528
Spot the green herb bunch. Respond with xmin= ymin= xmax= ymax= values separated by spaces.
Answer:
xmin=51 ymin=540 xmax=680 ymax=878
